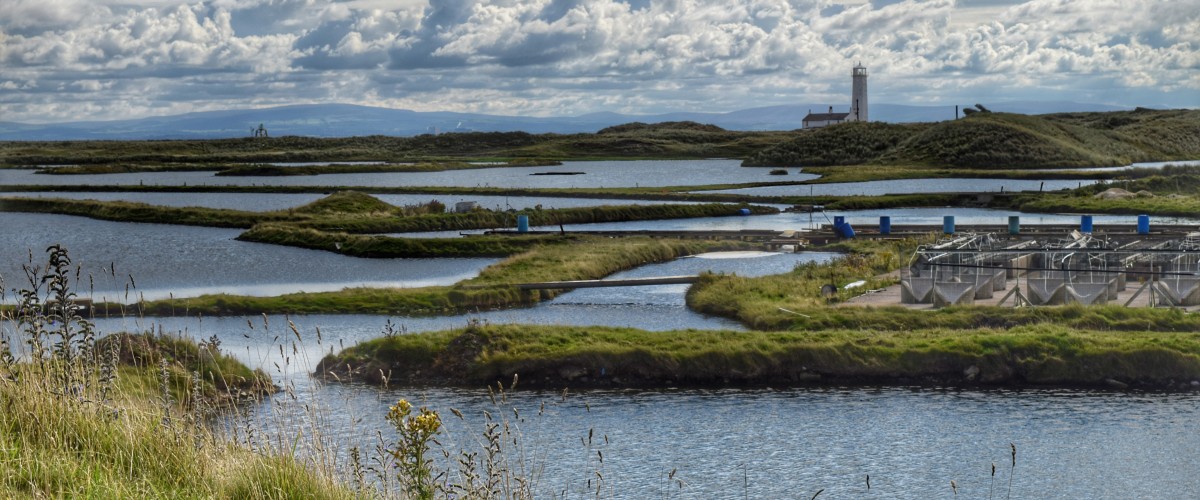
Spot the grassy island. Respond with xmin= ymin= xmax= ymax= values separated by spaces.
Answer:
xmin=315 ymin=323 xmax=1200 ymax=389
xmin=0 ymin=191 xmax=777 ymax=234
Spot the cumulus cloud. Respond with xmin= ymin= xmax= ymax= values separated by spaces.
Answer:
xmin=0 ymin=0 xmax=1195 ymax=123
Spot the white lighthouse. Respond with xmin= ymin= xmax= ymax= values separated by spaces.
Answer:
xmin=802 ymin=63 xmax=870 ymax=129
xmin=849 ymin=62 xmax=868 ymax=122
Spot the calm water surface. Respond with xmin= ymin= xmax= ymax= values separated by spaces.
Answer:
xmin=1 ymin=213 xmax=496 ymax=301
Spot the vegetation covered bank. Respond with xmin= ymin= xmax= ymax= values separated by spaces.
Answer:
xmin=315 ymin=323 xmax=1200 ymax=389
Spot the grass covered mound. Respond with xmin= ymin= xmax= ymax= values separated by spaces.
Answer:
xmin=290 ymin=190 xmax=413 ymax=215
xmin=97 ymin=332 xmax=277 ymax=403
xmin=315 ymin=323 xmax=1200 ymax=389
xmin=744 ymin=109 xmax=1200 ymax=168
xmin=742 ymin=121 xmax=920 ymax=166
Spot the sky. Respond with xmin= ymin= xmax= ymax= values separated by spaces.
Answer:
xmin=1 ymin=0 xmax=1197 ymax=124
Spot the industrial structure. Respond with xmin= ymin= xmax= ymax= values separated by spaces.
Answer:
xmin=803 ymin=63 xmax=869 ymax=129
xmin=897 ymin=229 xmax=1200 ymax=309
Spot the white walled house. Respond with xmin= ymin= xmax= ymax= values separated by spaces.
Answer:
xmin=802 ymin=107 xmax=850 ymax=128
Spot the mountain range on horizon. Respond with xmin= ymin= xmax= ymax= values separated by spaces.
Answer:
xmin=0 ymin=101 xmax=1138 ymax=141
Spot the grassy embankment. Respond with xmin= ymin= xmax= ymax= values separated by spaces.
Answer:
xmin=0 ymin=247 xmax=346 ymax=497
xmin=316 ymin=322 xmax=1200 ymax=388
xmin=0 ymin=191 xmax=776 ymax=234
xmin=125 ymin=236 xmax=750 ymax=316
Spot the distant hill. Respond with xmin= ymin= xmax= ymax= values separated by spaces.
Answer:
xmin=0 ymin=101 xmax=1132 ymax=141
xmin=743 ymin=108 xmax=1200 ymax=168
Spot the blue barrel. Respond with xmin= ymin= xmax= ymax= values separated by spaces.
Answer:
xmin=1137 ymin=214 xmax=1150 ymax=235
xmin=840 ymin=223 xmax=856 ymax=238
xmin=738 ymin=208 xmax=751 ymax=216
xmin=833 ymin=216 xmax=845 ymax=227
xmin=1008 ymin=215 xmax=1020 ymax=235
xmin=943 ymin=215 xmax=955 ymax=234
xmin=1080 ymin=215 xmax=1093 ymax=233
xmin=879 ymin=216 xmax=891 ymax=235
xmin=517 ymin=214 xmax=529 ymax=232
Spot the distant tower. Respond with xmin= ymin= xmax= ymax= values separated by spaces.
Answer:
xmin=850 ymin=63 xmax=868 ymax=122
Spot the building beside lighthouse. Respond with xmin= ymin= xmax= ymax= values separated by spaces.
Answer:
xmin=802 ymin=63 xmax=869 ymax=129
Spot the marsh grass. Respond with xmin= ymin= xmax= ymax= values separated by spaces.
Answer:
xmin=0 ymin=246 xmax=348 ymax=498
